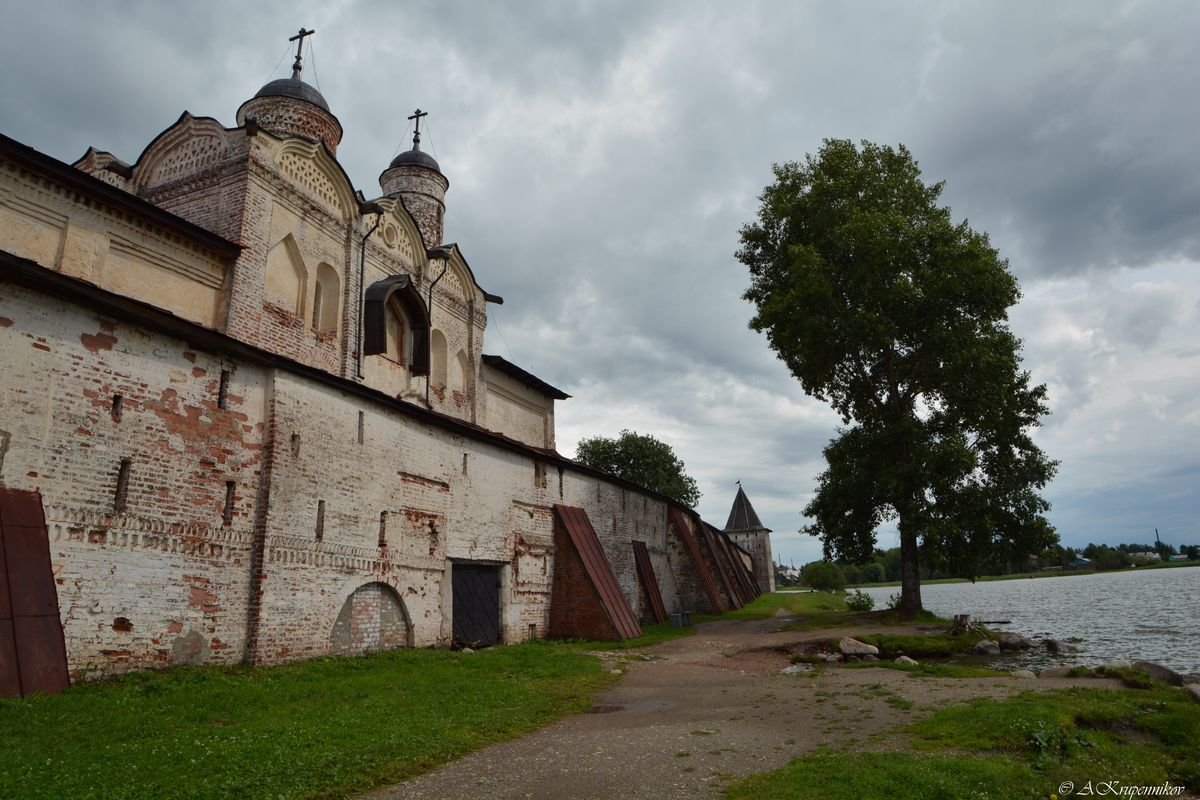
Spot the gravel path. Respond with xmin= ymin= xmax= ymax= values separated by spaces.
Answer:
xmin=364 ymin=613 xmax=1108 ymax=800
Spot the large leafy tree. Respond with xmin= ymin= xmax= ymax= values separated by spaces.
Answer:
xmin=574 ymin=430 xmax=701 ymax=507
xmin=736 ymin=139 xmax=1058 ymax=613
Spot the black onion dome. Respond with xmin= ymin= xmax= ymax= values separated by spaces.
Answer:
xmin=253 ymin=77 xmax=330 ymax=112
xmin=389 ymin=147 xmax=441 ymax=172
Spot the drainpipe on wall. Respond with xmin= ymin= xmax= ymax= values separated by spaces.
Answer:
xmin=424 ymin=254 xmax=449 ymax=407
xmin=356 ymin=203 xmax=385 ymax=379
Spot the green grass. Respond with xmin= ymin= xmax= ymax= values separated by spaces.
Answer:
xmin=0 ymin=642 xmax=616 ymax=800
xmin=726 ymin=686 xmax=1200 ymax=799
xmin=781 ymin=606 xmax=950 ymax=633
xmin=1064 ymin=665 xmax=1157 ymax=689
xmin=728 ymin=750 xmax=1040 ymax=799
xmin=584 ymin=620 xmax=696 ymax=649
xmin=694 ymin=591 xmax=850 ymax=623
xmin=842 ymin=661 xmax=1009 ymax=679
xmin=855 ymin=631 xmax=985 ymax=659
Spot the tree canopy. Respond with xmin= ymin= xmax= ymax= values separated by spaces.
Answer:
xmin=736 ymin=139 xmax=1058 ymax=613
xmin=574 ymin=430 xmax=701 ymax=507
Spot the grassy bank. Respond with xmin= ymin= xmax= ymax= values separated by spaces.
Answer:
xmin=0 ymin=642 xmax=616 ymax=800
xmin=728 ymin=685 xmax=1200 ymax=798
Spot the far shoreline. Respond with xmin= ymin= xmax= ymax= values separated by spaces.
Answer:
xmin=835 ymin=558 xmax=1200 ymax=590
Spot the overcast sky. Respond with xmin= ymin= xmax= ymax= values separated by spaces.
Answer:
xmin=3 ymin=1 xmax=1197 ymax=565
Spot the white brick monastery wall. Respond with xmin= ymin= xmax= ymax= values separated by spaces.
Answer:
xmin=0 ymin=282 xmax=701 ymax=678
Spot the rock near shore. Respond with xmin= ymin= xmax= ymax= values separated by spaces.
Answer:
xmin=838 ymin=637 xmax=880 ymax=656
xmin=996 ymin=632 xmax=1035 ymax=651
xmin=973 ymin=640 xmax=1002 ymax=656
xmin=1132 ymin=660 xmax=1184 ymax=687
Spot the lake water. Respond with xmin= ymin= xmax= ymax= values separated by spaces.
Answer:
xmin=858 ymin=567 xmax=1200 ymax=674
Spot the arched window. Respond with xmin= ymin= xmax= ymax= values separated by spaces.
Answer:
xmin=363 ymin=275 xmax=430 ymax=375
xmin=312 ymin=263 xmax=340 ymax=334
xmin=385 ymin=298 xmax=410 ymax=364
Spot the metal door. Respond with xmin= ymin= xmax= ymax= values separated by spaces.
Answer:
xmin=451 ymin=563 xmax=501 ymax=648
xmin=0 ymin=488 xmax=69 ymax=698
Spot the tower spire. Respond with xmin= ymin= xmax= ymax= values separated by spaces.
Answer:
xmin=288 ymin=27 xmax=316 ymax=79
xmin=407 ymin=108 xmax=429 ymax=150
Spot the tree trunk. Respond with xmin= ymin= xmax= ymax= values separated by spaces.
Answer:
xmin=897 ymin=521 xmax=923 ymax=615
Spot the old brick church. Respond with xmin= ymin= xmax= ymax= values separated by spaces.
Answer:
xmin=0 ymin=33 xmax=771 ymax=690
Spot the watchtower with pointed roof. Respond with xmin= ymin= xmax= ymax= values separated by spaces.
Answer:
xmin=723 ymin=484 xmax=775 ymax=593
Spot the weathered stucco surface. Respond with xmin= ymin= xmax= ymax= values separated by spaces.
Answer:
xmin=0 ymin=74 xmax=757 ymax=679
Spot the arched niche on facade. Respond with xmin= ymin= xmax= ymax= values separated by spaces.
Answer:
xmin=430 ymin=329 xmax=448 ymax=388
xmin=329 ymin=582 xmax=413 ymax=655
xmin=312 ymin=263 xmax=341 ymax=334
xmin=264 ymin=234 xmax=306 ymax=315
xmin=450 ymin=349 xmax=470 ymax=394
xmin=363 ymin=275 xmax=430 ymax=375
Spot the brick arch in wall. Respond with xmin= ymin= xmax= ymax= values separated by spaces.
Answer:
xmin=328 ymin=581 xmax=413 ymax=656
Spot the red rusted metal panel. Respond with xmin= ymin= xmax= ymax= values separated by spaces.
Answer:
xmin=0 ymin=488 xmax=44 ymax=529
xmin=0 ymin=488 xmax=69 ymax=698
xmin=0 ymin=620 xmax=20 ymax=699
xmin=631 ymin=541 xmax=667 ymax=624
xmin=3 ymin=525 xmax=60 ymax=617
xmin=711 ymin=528 xmax=748 ymax=607
xmin=714 ymin=527 xmax=756 ymax=605
xmin=724 ymin=533 xmax=760 ymax=600
xmin=700 ymin=522 xmax=743 ymax=610
xmin=552 ymin=505 xmax=641 ymax=640
xmin=13 ymin=616 xmax=69 ymax=695
xmin=668 ymin=507 xmax=726 ymax=614
xmin=0 ymin=520 xmax=10 ymax=621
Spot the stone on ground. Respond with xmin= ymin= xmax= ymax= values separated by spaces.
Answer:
xmin=839 ymin=637 xmax=879 ymax=656
xmin=973 ymin=640 xmax=1002 ymax=656
xmin=1132 ymin=660 xmax=1183 ymax=686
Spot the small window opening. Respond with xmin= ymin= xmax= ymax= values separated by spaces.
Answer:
xmin=111 ymin=394 xmax=123 ymax=423
xmin=217 ymin=370 xmax=231 ymax=409
xmin=462 ymin=453 xmax=468 ymax=475
xmin=316 ymin=499 xmax=326 ymax=541
xmin=357 ymin=411 xmax=365 ymax=444
xmin=378 ymin=511 xmax=388 ymax=547
xmin=290 ymin=432 xmax=301 ymax=457
xmin=223 ymin=481 xmax=236 ymax=526
xmin=113 ymin=458 xmax=131 ymax=512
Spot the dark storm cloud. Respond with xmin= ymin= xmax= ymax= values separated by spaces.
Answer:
xmin=912 ymin=3 xmax=1200 ymax=279
xmin=3 ymin=1 xmax=1197 ymax=563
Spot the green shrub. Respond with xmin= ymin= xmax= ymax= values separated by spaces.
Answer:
xmin=845 ymin=589 xmax=875 ymax=612
xmin=802 ymin=560 xmax=846 ymax=591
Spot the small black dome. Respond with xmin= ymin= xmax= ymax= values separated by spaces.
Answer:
xmin=253 ymin=77 xmax=330 ymax=112
xmin=389 ymin=147 xmax=441 ymax=172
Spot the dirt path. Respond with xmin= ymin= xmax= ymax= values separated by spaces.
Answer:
xmin=364 ymin=614 xmax=1107 ymax=800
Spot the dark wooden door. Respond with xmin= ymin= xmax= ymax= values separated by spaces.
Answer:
xmin=452 ymin=563 xmax=501 ymax=648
